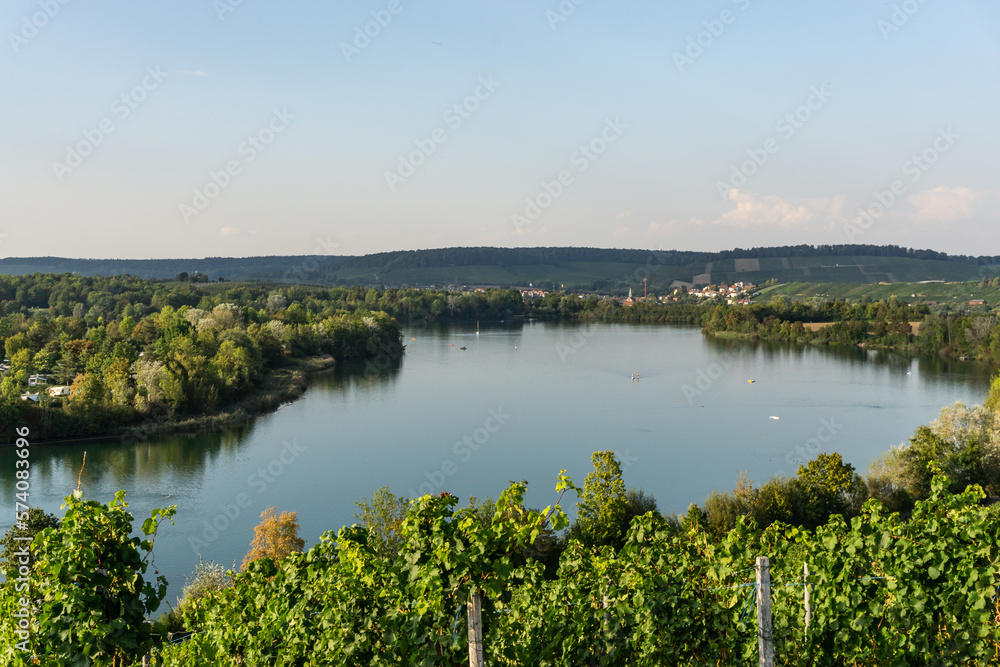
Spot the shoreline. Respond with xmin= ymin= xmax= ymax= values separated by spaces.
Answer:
xmin=705 ymin=330 xmax=928 ymax=355
xmin=11 ymin=354 xmax=338 ymax=447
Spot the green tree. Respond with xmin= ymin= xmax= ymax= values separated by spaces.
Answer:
xmin=571 ymin=450 xmax=629 ymax=549
xmin=4 ymin=332 xmax=30 ymax=359
xmin=103 ymin=357 xmax=133 ymax=406
xmin=31 ymin=347 xmax=59 ymax=374
xmin=0 ymin=507 xmax=60 ymax=579
xmin=354 ymin=486 xmax=410 ymax=561
xmin=6 ymin=348 xmax=32 ymax=390
xmin=0 ymin=490 xmax=175 ymax=664
xmin=985 ymin=371 xmax=1000 ymax=413
xmin=795 ymin=451 xmax=861 ymax=527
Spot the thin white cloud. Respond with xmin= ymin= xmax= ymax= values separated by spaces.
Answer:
xmin=709 ymin=189 xmax=847 ymax=231
xmin=616 ymin=210 xmax=633 ymax=220
xmin=907 ymin=186 xmax=1000 ymax=223
xmin=512 ymin=224 xmax=548 ymax=236
xmin=715 ymin=189 xmax=807 ymax=229
xmin=219 ymin=226 xmax=241 ymax=237
xmin=640 ymin=218 xmax=707 ymax=243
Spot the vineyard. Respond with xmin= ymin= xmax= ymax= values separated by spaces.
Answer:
xmin=2 ymin=473 xmax=999 ymax=666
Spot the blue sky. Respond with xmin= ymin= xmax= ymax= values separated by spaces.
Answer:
xmin=1 ymin=0 xmax=998 ymax=259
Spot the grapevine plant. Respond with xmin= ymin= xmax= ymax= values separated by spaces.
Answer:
xmin=164 ymin=476 xmax=572 ymax=666
xmin=4 ymin=473 xmax=999 ymax=665
xmin=0 ymin=491 xmax=175 ymax=667
xmin=160 ymin=473 xmax=1000 ymax=666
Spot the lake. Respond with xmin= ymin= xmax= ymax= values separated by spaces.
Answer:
xmin=1 ymin=322 xmax=995 ymax=607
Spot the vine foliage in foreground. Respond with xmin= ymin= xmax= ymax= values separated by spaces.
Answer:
xmin=3 ymin=473 xmax=998 ymax=665
xmin=161 ymin=473 xmax=1000 ymax=666
xmin=0 ymin=491 xmax=175 ymax=666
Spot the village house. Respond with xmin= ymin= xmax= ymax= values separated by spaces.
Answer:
xmin=688 ymin=281 xmax=757 ymax=302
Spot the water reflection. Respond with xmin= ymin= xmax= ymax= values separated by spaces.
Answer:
xmin=1 ymin=322 xmax=995 ymax=607
xmin=0 ymin=423 xmax=257 ymax=499
xmin=700 ymin=334 xmax=994 ymax=393
xmin=2 ymin=326 xmax=993 ymax=505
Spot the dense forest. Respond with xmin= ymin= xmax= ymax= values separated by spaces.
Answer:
xmin=705 ymin=243 xmax=1000 ymax=264
xmin=3 ymin=244 xmax=999 ymax=286
xmin=0 ymin=274 xmax=403 ymax=441
xmin=0 ymin=256 xmax=349 ymax=282
xmin=328 ymin=246 xmax=703 ymax=270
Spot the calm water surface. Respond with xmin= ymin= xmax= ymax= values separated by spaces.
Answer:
xmin=1 ymin=322 xmax=994 ymax=606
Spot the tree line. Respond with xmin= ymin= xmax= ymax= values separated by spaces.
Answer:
xmin=0 ymin=276 xmax=403 ymax=441
xmin=698 ymin=295 xmax=1000 ymax=361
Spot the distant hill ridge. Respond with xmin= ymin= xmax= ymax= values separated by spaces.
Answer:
xmin=2 ymin=245 xmax=998 ymax=291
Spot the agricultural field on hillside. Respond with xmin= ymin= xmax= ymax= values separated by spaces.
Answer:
xmin=662 ymin=256 xmax=988 ymax=290
xmin=759 ymin=280 xmax=1000 ymax=311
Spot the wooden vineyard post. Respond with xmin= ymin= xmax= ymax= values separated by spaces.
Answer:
xmin=756 ymin=556 xmax=774 ymax=667
xmin=468 ymin=589 xmax=484 ymax=667
xmin=803 ymin=562 xmax=812 ymax=631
